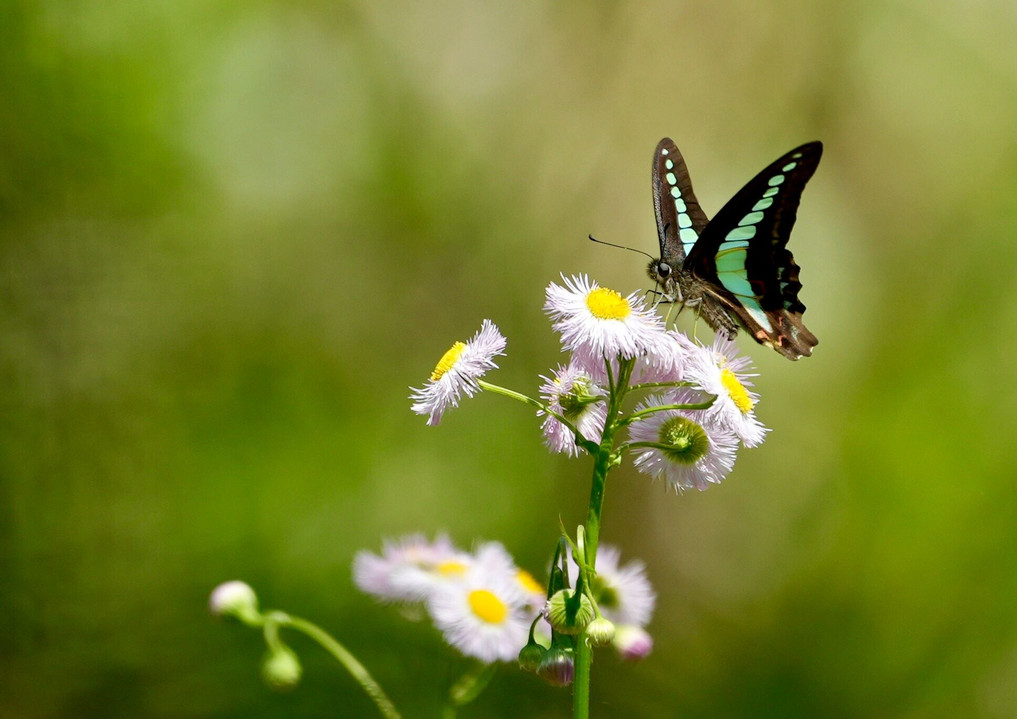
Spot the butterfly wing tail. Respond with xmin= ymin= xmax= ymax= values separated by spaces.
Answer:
xmin=768 ymin=311 xmax=818 ymax=360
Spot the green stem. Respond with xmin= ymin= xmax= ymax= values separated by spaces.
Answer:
xmin=267 ymin=611 xmax=401 ymax=719
xmin=476 ymin=380 xmax=545 ymax=410
xmin=626 ymin=380 xmax=695 ymax=392
xmin=573 ymin=634 xmax=593 ymax=719
xmin=478 ymin=380 xmax=598 ymax=454
xmin=621 ymin=398 xmax=716 ymax=425
xmin=573 ymin=358 xmax=635 ymax=719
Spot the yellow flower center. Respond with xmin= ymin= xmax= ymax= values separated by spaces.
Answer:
xmin=586 ymin=287 xmax=631 ymax=320
xmin=436 ymin=561 xmax=469 ymax=576
xmin=721 ymin=368 xmax=754 ymax=414
xmin=430 ymin=341 xmax=466 ymax=381
xmin=468 ymin=589 xmax=508 ymax=624
xmin=516 ymin=569 xmax=544 ymax=595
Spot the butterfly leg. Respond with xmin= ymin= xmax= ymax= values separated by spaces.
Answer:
xmin=679 ymin=296 xmax=702 ymax=340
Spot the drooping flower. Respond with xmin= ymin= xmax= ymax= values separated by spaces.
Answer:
xmin=570 ymin=544 xmax=655 ymax=628
xmin=427 ymin=564 xmax=532 ymax=663
xmin=543 ymin=275 xmax=668 ymax=368
xmin=628 ymin=389 xmax=739 ymax=491
xmin=684 ymin=335 xmax=768 ymax=447
xmin=536 ymin=645 xmax=575 ymax=686
xmin=410 ymin=319 xmax=506 ymax=426
xmin=538 ymin=363 xmax=607 ymax=456
xmin=353 ymin=533 xmax=473 ymax=603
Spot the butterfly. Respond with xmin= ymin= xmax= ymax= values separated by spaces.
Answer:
xmin=647 ymin=138 xmax=821 ymax=360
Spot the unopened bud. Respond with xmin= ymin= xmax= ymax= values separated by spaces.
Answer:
xmin=536 ymin=646 xmax=574 ymax=687
xmin=584 ymin=616 xmax=616 ymax=647
xmin=261 ymin=645 xmax=302 ymax=690
xmin=544 ymin=589 xmax=594 ymax=635
xmin=518 ymin=642 xmax=544 ymax=672
xmin=209 ymin=581 xmax=260 ymax=625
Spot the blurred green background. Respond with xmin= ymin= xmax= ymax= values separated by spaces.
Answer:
xmin=3 ymin=1 xmax=1017 ymax=716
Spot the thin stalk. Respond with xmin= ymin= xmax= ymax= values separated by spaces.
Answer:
xmin=266 ymin=611 xmax=401 ymax=719
xmin=621 ymin=398 xmax=716 ymax=425
xmin=627 ymin=380 xmax=695 ymax=392
xmin=478 ymin=380 xmax=596 ymax=453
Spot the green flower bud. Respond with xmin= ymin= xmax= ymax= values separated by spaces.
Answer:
xmin=544 ymin=589 xmax=594 ymax=635
xmin=518 ymin=642 xmax=544 ymax=672
xmin=261 ymin=645 xmax=302 ymax=690
xmin=584 ymin=616 xmax=616 ymax=647
xmin=536 ymin=646 xmax=574 ymax=687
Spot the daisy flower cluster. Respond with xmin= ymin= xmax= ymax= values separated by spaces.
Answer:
xmin=410 ymin=274 xmax=768 ymax=492
xmin=209 ymin=274 xmax=785 ymax=717
xmin=353 ymin=534 xmax=544 ymax=663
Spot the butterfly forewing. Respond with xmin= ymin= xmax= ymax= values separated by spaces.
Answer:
xmin=652 ymin=138 xmax=710 ymax=267
xmin=685 ymin=142 xmax=822 ymax=359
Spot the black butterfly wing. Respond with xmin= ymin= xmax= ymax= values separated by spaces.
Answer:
xmin=684 ymin=142 xmax=822 ymax=359
xmin=651 ymin=138 xmax=710 ymax=277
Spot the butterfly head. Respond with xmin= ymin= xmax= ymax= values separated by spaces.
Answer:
xmin=647 ymin=257 xmax=680 ymax=302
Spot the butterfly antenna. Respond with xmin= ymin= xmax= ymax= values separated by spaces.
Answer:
xmin=588 ymin=234 xmax=655 ymax=260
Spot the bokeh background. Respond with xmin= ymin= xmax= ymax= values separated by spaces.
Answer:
xmin=3 ymin=1 xmax=1017 ymax=716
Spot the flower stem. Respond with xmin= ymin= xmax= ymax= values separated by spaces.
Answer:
xmin=265 ymin=611 xmax=401 ymax=719
xmin=627 ymin=380 xmax=695 ymax=392
xmin=573 ymin=358 xmax=634 ymax=719
xmin=478 ymin=379 xmax=596 ymax=453
xmin=621 ymin=397 xmax=716 ymax=424
xmin=476 ymin=380 xmax=544 ymax=410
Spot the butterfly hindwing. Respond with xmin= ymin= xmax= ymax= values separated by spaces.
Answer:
xmin=652 ymin=138 xmax=710 ymax=267
xmin=684 ymin=142 xmax=822 ymax=359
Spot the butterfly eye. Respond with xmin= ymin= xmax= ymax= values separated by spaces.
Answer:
xmin=656 ymin=262 xmax=672 ymax=279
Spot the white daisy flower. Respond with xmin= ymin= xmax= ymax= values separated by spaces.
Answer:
xmin=427 ymin=564 xmax=532 ymax=663
xmin=630 ymin=329 xmax=695 ymax=385
xmin=544 ymin=275 xmax=668 ymax=368
xmin=538 ymin=362 xmax=607 ymax=456
xmin=410 ymin=319 xmax=506 ymax=426
xmin=353 ymin=533 xmax=473 ymax=603
xmin=628 ymin=389 xmax=739 ymax=491
xmin=471 ymin=541 xmax=546 ymax=611
xmin=577 ymin=328 xmax=691 ymax=389
xmin=570 ymin=545 xmax=655 ymax=627
xmin=684 ymin=335 xmax=768 ymax=447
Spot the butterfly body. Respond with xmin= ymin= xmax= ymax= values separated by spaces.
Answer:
xmin=647 ymin=258 xmax=740 ymax=338
xmin=648 ymin=138 xmax=821 ymax=360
